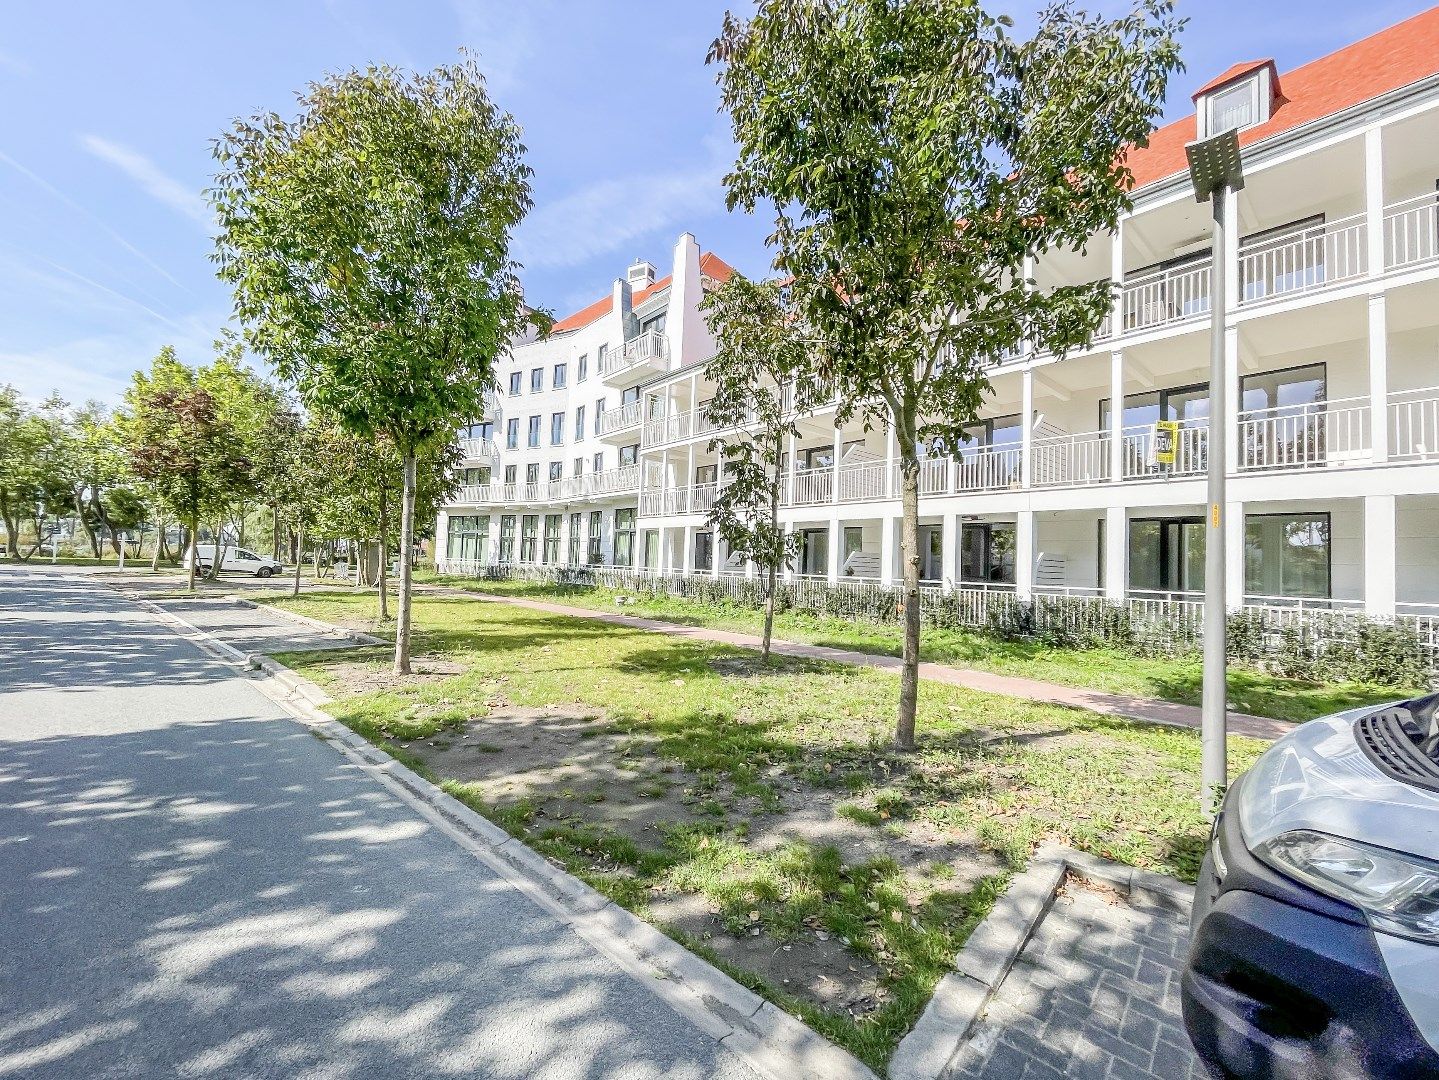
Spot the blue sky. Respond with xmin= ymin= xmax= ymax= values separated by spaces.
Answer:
xmin=1 ymin=0 xmax=1434 ymax=405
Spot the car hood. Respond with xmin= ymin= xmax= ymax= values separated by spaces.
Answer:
xmin=1239 ymin=705 xmax=1439 ymax=864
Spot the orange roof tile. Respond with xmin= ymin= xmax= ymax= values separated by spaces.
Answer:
xmin=547 ymin=252 xmax=737 ymax=334
xmin=1127 ymin=6 xmax=1439 ymax=192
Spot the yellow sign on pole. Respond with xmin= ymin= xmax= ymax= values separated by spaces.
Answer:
xmin=1153 ymin=419 xmax=1180 ymax=466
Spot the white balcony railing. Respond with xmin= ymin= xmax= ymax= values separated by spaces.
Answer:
xmin=1238 ymin=396 xmax=1370 ymax=471
xmin=1389 ymin=386 xmax=1439 ymax=461
xmin=1384 ymin=193 xmax=1439 ymax=272
xmin=1121 ymin=418 xmax=1209 ymax=480
xmin=642 ymin=411 xmax=694 ymax=447
xmin=1121 ymin=259 xmax=1210 ymax=333
xmin=1238 ymin=214 xmax=1367 ymax=306
xmin=1031 ymin=430 xmax=1109 ymax=488
xmin=458 ymin=437 xmax=497 ymax=460
xmin=836 ymin=460 xmax=889 ymax=502
xmin=599 ymin=400 xmax=642 ymax=436
xmin=954 ymin=446 xmax=1023 ymax=492
xmin=600 ymin=331 xmax=670 ymax=379
xmin=789 ymin=468 xmax=833 ymax=507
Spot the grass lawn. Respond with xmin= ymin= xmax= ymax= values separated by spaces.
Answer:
xmin=265 ymin=590 xmax=1269 ymax=1070
xmin=417 ymin=572 xmax=1419 ymax=725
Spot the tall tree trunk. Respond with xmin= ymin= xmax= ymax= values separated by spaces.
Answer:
xmin=151 ymin=521 xmax=164 ymax=571
xmin=394 ymin=448 xmax=417 ymax=675
xmin=293 ymin=525 xmax=304 ymax=597
xmin=207 ymin=520 xmax=224 ymax=581
xmin=273 ymin=505 xmax=282 ymax=561
xmin=377 ymin=485 xmax=391 ymax=621
xmin=895 ymin=430 xmax=922 ymax=751
xmin=761 ymin=437 xmax=784 ymax=661
xmin=74 ymin=490 xmax=99 ymax=558
xmin=352 ymin=538 xmax=362 ymax=589
xmin=186 ymin=516 xmax=198 ymax=594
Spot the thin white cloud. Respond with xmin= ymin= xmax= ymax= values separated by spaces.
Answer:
xmin=448 ymin=0 xmax=546 ymax=94
xmin=514 ymin=136 xmax=729 ymax=271
xmin=0 ymin=48 xmax=29 ymax=76
xmin=79 ymin=134 xmax=211 ymax=229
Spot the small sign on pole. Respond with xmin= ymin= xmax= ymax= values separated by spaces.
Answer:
xmin=1152 ymin=419 xmax=1180 ymax=467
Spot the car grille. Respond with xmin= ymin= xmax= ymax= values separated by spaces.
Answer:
xmin=1354 ymin=707 xmax=1439 ymax=794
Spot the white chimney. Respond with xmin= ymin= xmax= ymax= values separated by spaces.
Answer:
xmin=627 ymin=258 xmax=657 ymax=290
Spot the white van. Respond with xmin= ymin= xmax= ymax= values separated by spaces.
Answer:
xmin=184 ymin=544 xmax=285 ymax=578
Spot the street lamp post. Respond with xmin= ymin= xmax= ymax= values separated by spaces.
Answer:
xmin=1186 ymin=129 xmax=1244 ymax=814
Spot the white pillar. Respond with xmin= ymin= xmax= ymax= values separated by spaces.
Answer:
xmin=1365 ymin=126 xmax=1385 ymax=278
xmin=1104 ymin=506 xmax=1126 ymax=601
xmin=940 ymin=512 xmax=957 ymax=590
xmin=880 ymin=515 xmax=897 ymax=586
xmin=1016 ymin=510 xmax=1035 ymax=599
xmin=832 ymin=424 xmax=842 ymax=505
xmin=1365 ymin=494 xmax=1397 ymax=618
xmin=682 ymin=525 xmax=695 ymax=574
xmin=1369 ymin=294 xmax=1389 ymax=463
xmin=1109 ymin=350 xmax=1125 ymax=481
xmin=1020 ymin=367 xmax=1034 ymax=490
xmin=1111 ymin=218 xmax=1126 ymax=332
xmin=782 ymin=522 xmax=796 ymax=582
xmin=826 ymin=517 xmax=841 ymax=584
xmin=1225 ymin=500 xmax=1245 ymax=612
xmin=685 ymin=440 xmax=696 ymax=509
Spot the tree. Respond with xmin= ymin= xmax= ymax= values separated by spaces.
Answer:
xmin=212 ymin=56 xmax=542 ymax=674
xmin=701 ymin=276 xmax=818 ymax=659
xmin=709 ymin=0 xmax=1182 ymax=748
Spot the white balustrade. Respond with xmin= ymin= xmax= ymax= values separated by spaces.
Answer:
xmin=1030 ymin=430 xmax=1109 ymax=488
xmin=600 ymin=331 xmax=670 ymax=378
xmin=1121 ymin=419 xmax=1208 ymax=480
xmin=790 ymin=468 xmax=833 ymax=506
xmin=1390 ymin=386 xmax=1439 ymax=461
xmin=599 ymin=400 xmax=642 ymax=435
xmin=1121 ymin=260 xmax=1210 ymax=333
xmin=458 ymin=437 xmax=497 ymax=460
xmin=1384 ymin=193 xmax=1439 ymax=272
xmin=1238 ymin=214 xmax=1367 ymax=305
xmin=953 ymin=446 xmax=1022 ymax=492
xmin=1238 ymin=396 xmax=1370 ymax=471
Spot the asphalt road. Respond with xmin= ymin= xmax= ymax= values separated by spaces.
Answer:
xmin=0 ymin=573 xmax=764 ymax=1080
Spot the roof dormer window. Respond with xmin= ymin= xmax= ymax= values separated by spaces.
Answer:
xmin=1195 ymin=61 xmax=1276 ymax=138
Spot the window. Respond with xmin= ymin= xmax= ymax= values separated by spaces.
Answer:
xmin=498 ymin=515 xmax=517 ymax=562
xmin=528 ymin=415 xmax=541 ymax=448
xmin=509 ymin=371 xmax=522 ymax=396
xmin=446 ymin=514 xmax=489 ymax=562
xmin=594 ymin=398 xmax=605 ymax=435
xmin=530 ymin=367 xmax=543 ymax=393
xmin=597 ymin=343 xmax=608 ymax=374
xmin=551 ymin=412 xmax=564 ymax=445
xmin=1208 ymin=79 xmax=1256 ymax=135
xmin=614 ymin=508 xmax=636 ymax=567
xmin=640 ymin=311 xmax=667 ymax=336
xmin=1241 ymin=364 xmax=1327 ymax=469
xmin=588 ymin=511 xmax=603 ymax=563
xmin=549 ymin=461 xmax=562 ymax=482
xmin=577 ymin=354 xmax=588 ymax=382
xmin=694 ymin=530 xmax=714 ymax=572
xmin=573 ymin=457 xmax=584 ymax=476
xmin=459 ymin=466 xmax=491 ymax=486
xmin=526 ymin=463 xmax=539 ymax=485
xmin=1245 ymin=513 xmax=1331 ymax=601
xmin=593 ymin=452 xmax=603 ymax=473
xmin=842 ymin=527 xmax=864 ymax=574
xmin=504 ymin=464 xmax=517 ymax=484
xmin=621 ymin=385 xmax=640 ymax=406
xmin=695 ymin=464 xmax=717 ymax=485
xmin=460 ymin=420 xmax=494 ymax=441
xmin=1129 ymin=517 xmax=1205 ymax=597
xmin=960 ymin=523 xmax=1016 ymax=585
xmin=619 ymin=444 xmax=638 ymax=467
xmin=798 ymin=528 xmax=828 ymax=576
xmin=520 ymin=515 xmax=539 ymax=562
xmin=506 ymin=418 xmax=519 ymax=449
xmin=543 ymin=514 xmax=561 ymax=564
xmin=568 ymin=513 xmax=582 ymax=565
xmin=553 ymin=362 xmax=567 ymax=388
xmin=642 ymin=530 xmax=659 ymax=570
xmin=575 ymin=404 xmax=586 ymax=436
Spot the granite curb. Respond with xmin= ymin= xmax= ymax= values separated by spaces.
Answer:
xmin=888 ymin=843 xmax=1194 ymax=1080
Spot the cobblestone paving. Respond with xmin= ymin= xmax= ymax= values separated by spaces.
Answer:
xmin=945 ymin=880 xmax=1209 ymax=1080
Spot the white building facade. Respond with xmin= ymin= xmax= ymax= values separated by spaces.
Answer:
xmin=438 ymin=12 xmax=1439 ymax=655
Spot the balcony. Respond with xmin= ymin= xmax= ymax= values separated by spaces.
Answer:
xmin=599 ymin=400 xmax=642 ymax=439
xmin=1237 ymin=214 xmax=1367 ymax=307
xmin=451 ymin=467 xmax=639 ymax=507
xmin=1390 ymin=387 xmax=1439 ymax=460
xmin=1122 ymin=418 xmax=1208 ymax=481
xmin=458 ymin=437 xmax=498 ymax=461
xmin=1121 ymin=259 xmax=1210 ymax=334
xmin=1384 ymin=194 xmax=1439 ymax=273
xmin=599 ymin=331 xmax=670 ymax=387
xmin=1237 ymin=396 xmax=1370 ymax=471
xmin=1031 ymin=431 xmax=1108 ymax=488
xmin=642 ymin=411 xmax=694 ymax=447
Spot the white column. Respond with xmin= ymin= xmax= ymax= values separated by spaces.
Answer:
xmin=1369 ymin=294 xmax=1389 ymax=463
xmin=1365 ymin=494 xmax=1397 ymax=618
xmin=1365 ymin=126 xmax=1385 ymax=278
xmin=685 ymin=441 xmax=696 ymax=509
xmin=1225 ymin=500 xmax=1245 ymax=612
xmin=1104 ymin=506 xmax=1126 ymax=601
xmin=1020 ymin=367 xmax=1034 ymax=490
xmin=787 ymin=430 xmax=798 ymax=504
xmin=832 ymin=424 xmax=842 ymax=505
xmin=826 ymin=517 xmax=841 ymax=584
xmin=682 ymin=525 xmax=695 ymax=575
xmin=1016 ymin=510 xmax=1035 ymax=599
xmin=1109 ymin=349 xmax=1125 ymax=482
xmin=1110 ymin=218 xmax=1126 ymax=331
xmin=879 ymin=515 xmax=897 ymax=586
xmin=940 ymin=512 xmax=957 ymax=590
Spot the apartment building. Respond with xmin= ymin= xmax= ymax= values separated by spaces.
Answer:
xmin=439 ymin=8 xmax=1439 ymax=633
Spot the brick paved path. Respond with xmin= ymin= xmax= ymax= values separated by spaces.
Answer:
xmin=430 ymin=586 xmax=1290 ymax=741
xmin=945 ymin=882 xmax=1206 ymax=1080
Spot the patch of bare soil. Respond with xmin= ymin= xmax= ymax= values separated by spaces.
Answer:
xmin=399 ymin=703 xmax=1005 ymax=1019
xmin=322 ymin=656 xmax=466 ymax=695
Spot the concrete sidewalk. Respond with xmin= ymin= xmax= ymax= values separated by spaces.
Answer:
xmin=419 ymin=585 xmax=1291 ymax=741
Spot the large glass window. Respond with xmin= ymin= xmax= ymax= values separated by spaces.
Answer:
xmin=506 ymin=418 xmax=519 ymax=450
xmin=526 ymin=463 xmax=539 ymax=486
xmin=577 ymin=354 xmax=588 ymax=382
xmin=798 ymin=528 xmax=828 ymax=576
xmin=597 ymin=343 xmax=608 ymax=373
xmin=504 ymin=464 xmax=517 ymax=484
xmin=445 ymin=515 xmax=489 ymax=562
xmin=459 ymin=466 xmax=491 ymax=486
xmin=530 ymin=368 xmax=543 ymax=393
xmin=642 ymin=530 xmax=659 ymax=570
xmin=520 ymin=515 xmax=539 ymax=562
xmin=614 ymin=508 xmax=636 ymax=567
xmin=1129 ymin=517 xmax=1205 ymax=596
xmin=568 ymin=513 xmax=582 ymax=565
xmin=592 ymin=451 xmax=604 ymax=473
xmin=543 ymin=514 xmax=561 ymax=564
xmin=527 ymin=415 xmax=541 ymax=448
xmin=575 ymin=404 xmax=585 ymax=437
xmin=498 ymin=515 xmax=516 ymax=562
xmin=460 ymin=420 xmax=494 ymax=441
xmin=960 ymin=523 xmax=1016 ymax=584
xmin=1208 ymin=78 xmax=1257 ymax=134
xmin=842 ymin=527 xmax=864 ymax=574
xmin=548 ymin=461 xmax=562 ymax=482
xmin=551 ymin=412 xmax=565 ymax=445
xmin=553 ymin=362 xmax=567 ymax=389
xmin=619 ymin=444 xmax=638 ymax=467
xmin=1245 ymin=513 xmax=1330 ymax=600
xmin=640 ymin=311 xmax=667 ymax=336
xmin=694 ymin=531 xmax=714 ymax=572
xmin=1241 ymin=364 xmax=1327 ymax=469
xmin=588 ymin=511 xmax=603 ymax=563
xmin=594 ymin=399 xmax=605 ymax=435
xmin=509 ymin=371 xmax=522 ymax=396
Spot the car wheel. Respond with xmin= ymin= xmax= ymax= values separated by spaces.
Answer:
xmin=256 ymin=567 xmax=273 ymax=578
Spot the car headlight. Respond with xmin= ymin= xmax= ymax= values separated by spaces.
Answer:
xmin=1255 ymin=829 xmax=1439 ymax=943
